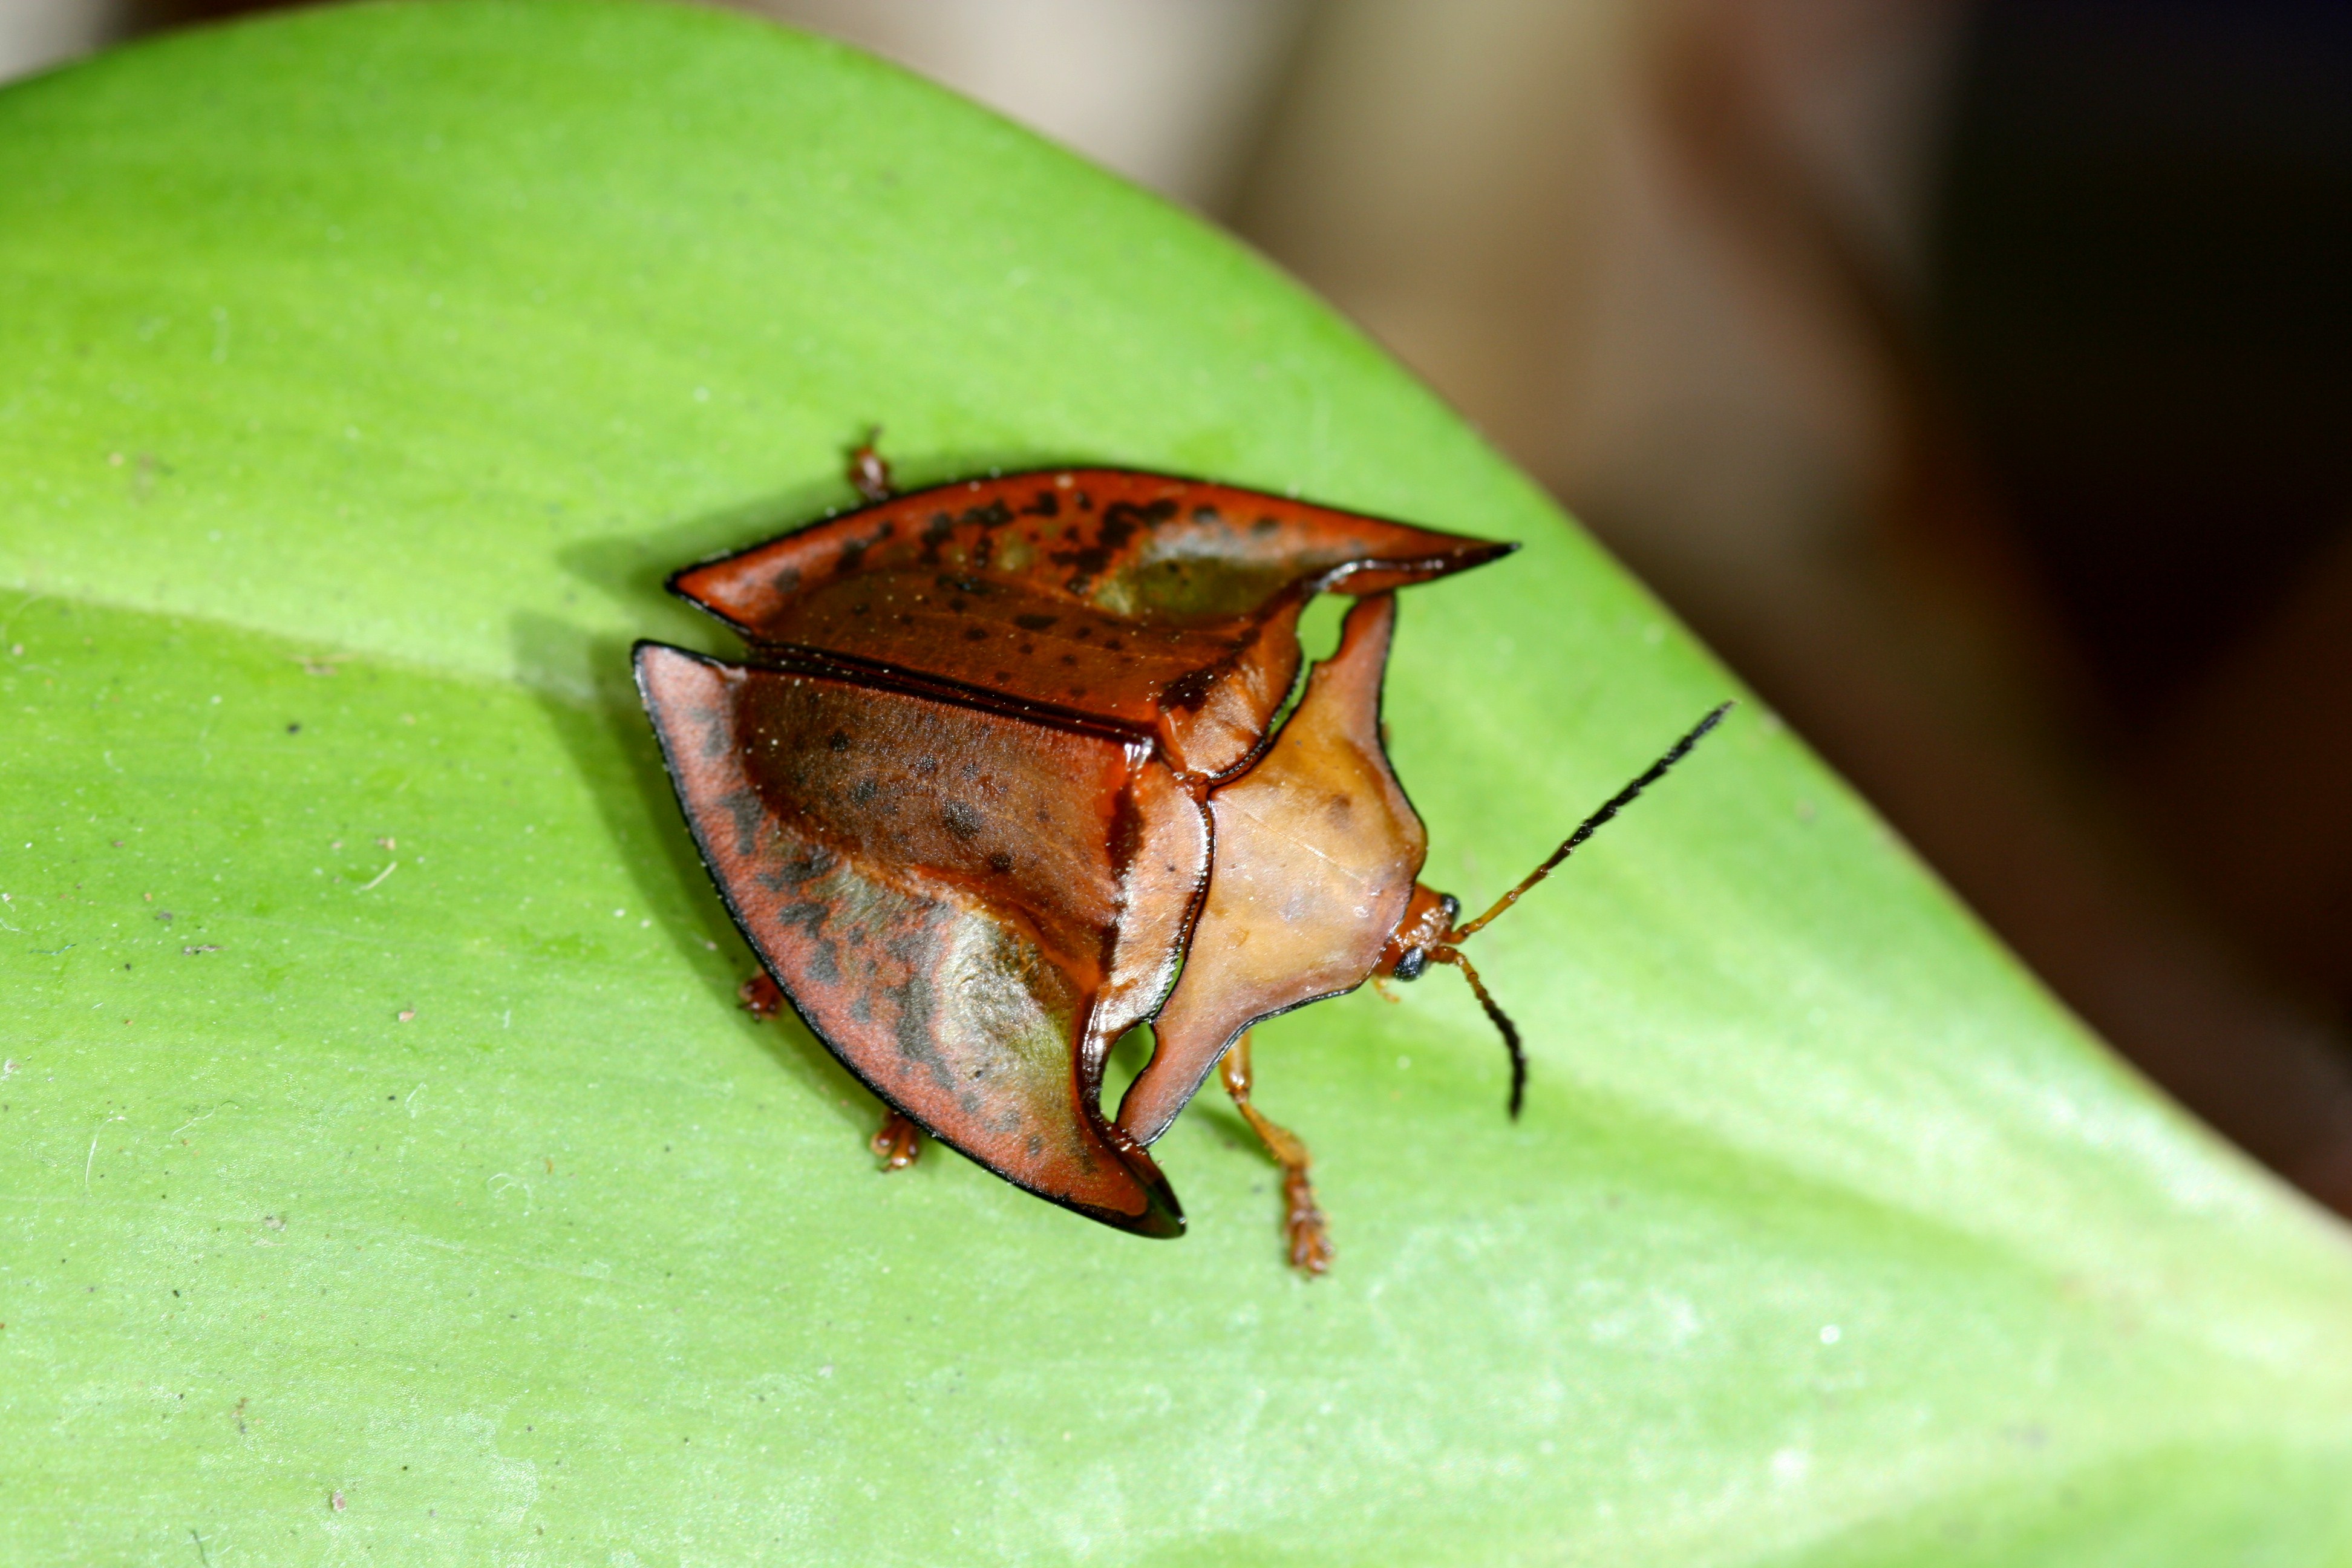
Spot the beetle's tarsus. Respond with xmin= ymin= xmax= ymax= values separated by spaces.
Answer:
xmin=848 ymin=427 xmax=893 ymax=502
xmin=738 ymin=971 xmax=783 ymax=1018
xmin=871 ymin=1110 xmax=923 ymax=1171
xmin=1279 ymin=1165 xmax=1334 ymax=1275
xmin=1219 ymin=1031 xmax=1333 ymax=1275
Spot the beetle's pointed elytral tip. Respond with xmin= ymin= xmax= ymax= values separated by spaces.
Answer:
xmin=1123 ymin=1192 xmax=1187 ymax=1241
xmin=1087 ymin=1138 xmax=1187 ymax=1240
xmin=1137 ymin=1160 xmax=1189 ymax=1239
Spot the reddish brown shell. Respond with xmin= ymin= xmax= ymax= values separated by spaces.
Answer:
xmin=638 ymin=468 xmax=1511 ymax=1235
xmin=668 ymin=469 xmax=1510 ymax=780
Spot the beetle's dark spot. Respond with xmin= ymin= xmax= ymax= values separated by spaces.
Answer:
xmin=949 ymin=598 xmax=969 ymax=614
xmin=959 ymin=501 xmax=1013 ymax=531
xmin=1073 ymin=624 xmax=1091 ymax=639
xmin=993 ymin=670 xmax=1012 ymax=683
xmin=770 ymin=564 xmax=803 ymax=594
xmin=719 ymin=789 xmax=764 ymax=856
xmin=779 ymin=846 xmax=836 ymax=883
xmin=1068 ymin=687 xmax=1088 ymax=699
xmin=1053 ymin=497 xmax=1172 ymax=589
xmin=920 ymin=511 xmax=955 ymax=557
xmin=1192 ymin=505 xmax=1222 ymax=525
xmin=1059 ymin=653 xmax=1079 ymax=667
xmin=1027 ymin=1134 xmax=1045 ymax=1157
xmin=835 ymin=524 xmax=889 ymax=575
xmin=1160 ymin=668 xmax=1212 ymax=711
xmin=1021 ymin=490 xmax=1059 ymax=518
xmin=941 ymin=801 xmax=984 ymax=838
xmin=913 ymin=756 xmax=941 ymax=777
xmin=827 ymin=729 xmax=852 ymax=753
xmin=962 ymin=626 xmax=988 ymax=642
xmin=1325 ymin=793 xmax=1354 ymax=824
xmin=848 ymin=779 xmax=879 ymax=807
xmin=938 ymin=573 xmax=987 ymax=596
xmin=1103 ymin=637 xmax=1123 ymax=652
xmin=769 ymin=900 xmax=844 ymax=984
xmin=1013 ymin=612 xmax=1057 ymax=632
xmin=987 ymin=852 xmax=1013 ymax=874
xmin=1018 ymin=642 xmax=1034 ymax=656
xmin=1076 ymin=492 xmax=1094 ymax=512
xmin=1250 ymin=517 xmax=1279 ymax=535
xmin=879 ymin=938 xmax=956 ymax=1093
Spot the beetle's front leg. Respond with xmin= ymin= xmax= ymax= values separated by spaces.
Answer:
xmin=741 ymin=970 xmax=924 ymax=1172
xmin=1219 ymin=1030 xmax=1333 ymax=1275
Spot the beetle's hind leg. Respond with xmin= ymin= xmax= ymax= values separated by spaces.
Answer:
xmin=1219 ymin=1031 xmax=1333 ymax=1275
xmin=871 ymin=1111 xmax=923 ymax=1170
xmin=739 ymin=971 xmax=784 ymax=1018
xmin=742 ymin=970 xmax=924 ymax=1171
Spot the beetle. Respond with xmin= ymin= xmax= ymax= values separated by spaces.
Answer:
xmin=635 ymin=444 xmax=1726 ymax=1271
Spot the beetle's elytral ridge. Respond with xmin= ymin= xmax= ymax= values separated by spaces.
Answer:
xmin=747 ymin=640 xmax=1159 ymax=746
xmin=1450 ymin=701 xmax=1735 ymax=944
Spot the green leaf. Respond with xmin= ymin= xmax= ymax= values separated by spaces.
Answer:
xmin=5 ymin=3 xmax=2350 ymax=1561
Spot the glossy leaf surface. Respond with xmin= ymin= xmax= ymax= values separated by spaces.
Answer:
xmin=5 ymin=4 xmax=2352 ymax=1564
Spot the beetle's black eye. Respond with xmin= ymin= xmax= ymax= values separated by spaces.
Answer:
xmin=1392 ymin=947 xmax=1428 ymax=983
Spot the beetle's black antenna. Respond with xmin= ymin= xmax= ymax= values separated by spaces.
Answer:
xmin=1451 ymin=701 xmax=1734 ymax=944
xmin=1434 ymin=947 xmax=1526 ymax=1118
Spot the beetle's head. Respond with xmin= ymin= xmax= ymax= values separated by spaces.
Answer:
xmin=1375 ymin=884 xmax=1458 ymax=983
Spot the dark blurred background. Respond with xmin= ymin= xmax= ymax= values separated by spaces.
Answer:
xmin=13 ymin=0 xmax=2352 ymax=1214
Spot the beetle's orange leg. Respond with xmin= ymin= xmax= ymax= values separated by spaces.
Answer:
xmin=871 ymin=1111 xmax=923 ymax=1170
xmin=848 ymin=426 xmax=893 ymax=501
xmin=1218 ymin=1030 xmax=1333 ymax=1275
xmin=743 ymin=969 xmax=923 ymax=1170
xmin=739 ymin=971 xmax=784 ymax=1017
